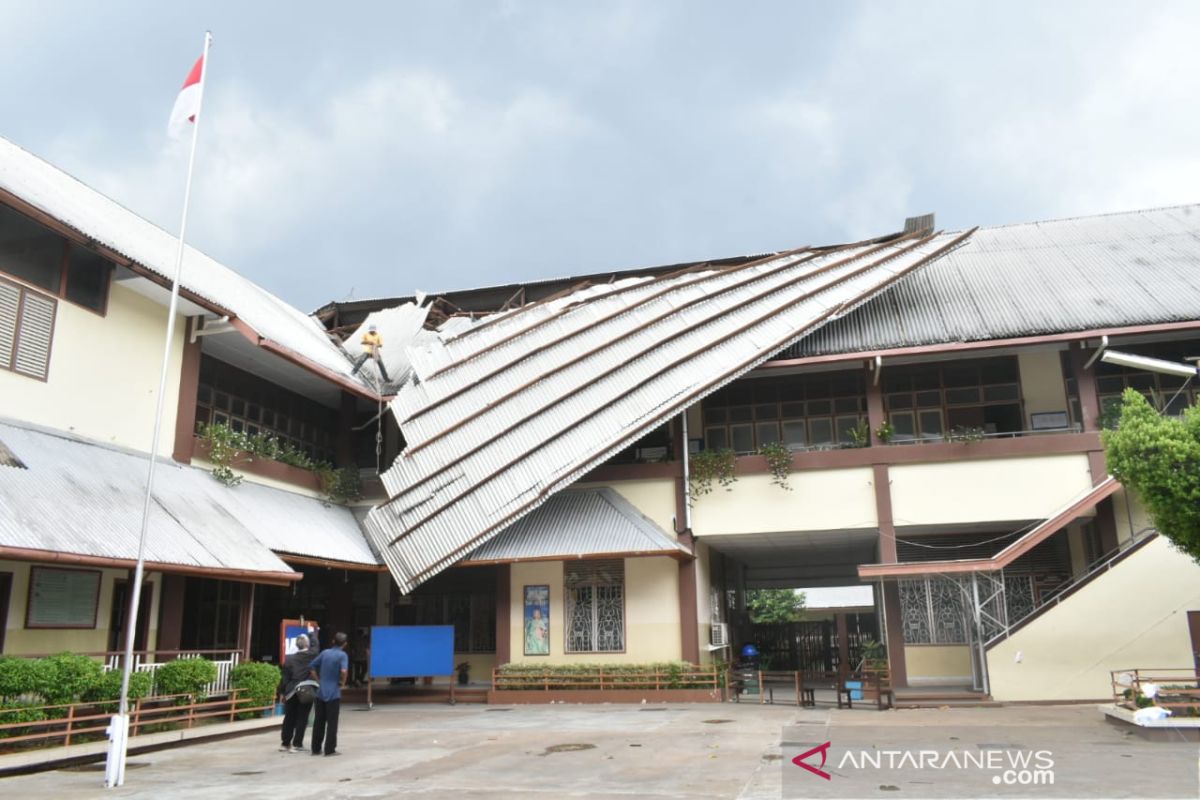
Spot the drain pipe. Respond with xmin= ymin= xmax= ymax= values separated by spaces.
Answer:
xmin=681 ymin=411 xmax=693 ymax=533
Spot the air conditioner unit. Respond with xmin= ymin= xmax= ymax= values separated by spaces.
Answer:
xmin=709 ymin=622 xmax=729 ymax=650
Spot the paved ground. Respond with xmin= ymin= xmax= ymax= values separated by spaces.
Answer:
xmin=1 ymin=702 xmax=1196 ymax=799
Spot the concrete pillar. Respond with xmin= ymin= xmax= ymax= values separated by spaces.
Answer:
xmin=678 ymin=544 xmax=700 ymax=664
xmin=873 ymin=463 xmax=908 ymax=688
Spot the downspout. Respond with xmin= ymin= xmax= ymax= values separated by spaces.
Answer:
xmin=970 ymin=573 xmax=991 ymax=696
xmin=681 ymin=411 xmax=692 ymax=533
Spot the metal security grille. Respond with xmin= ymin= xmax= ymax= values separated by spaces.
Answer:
xmin=565 ymin=559 xmax=624 ymax=653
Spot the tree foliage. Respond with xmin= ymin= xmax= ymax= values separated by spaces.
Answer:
xmin=746 ymin=589 xmax=806 ymax=623
xmin=1102 ymin=388 xmax=1200 ymax=563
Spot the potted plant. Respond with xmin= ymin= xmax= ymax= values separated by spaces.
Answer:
xmin=456 ymin=661 xmax=471 ymax=686
xmin=856 ymin=638 xmax=888 ymax=702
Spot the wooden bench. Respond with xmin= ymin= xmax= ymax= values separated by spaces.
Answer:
xmin=838 ymin=670 xmax=894 ymax=711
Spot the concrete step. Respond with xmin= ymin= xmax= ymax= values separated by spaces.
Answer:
xmin=894 ymin=691 xmax=996 ymax=709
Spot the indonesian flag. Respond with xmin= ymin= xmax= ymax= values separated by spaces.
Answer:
xmin=167 ymin=54 xmax=205 ymax=139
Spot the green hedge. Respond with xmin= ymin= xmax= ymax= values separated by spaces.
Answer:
xmin=494 ymin=662 xmax=718 ymax=690
xmin=155 ymin=658 xmax=217 ymax=704
xmin=0 ymin=702 xmax=46 ymax=738
xmin=231 ymin=662 xmax=281 ymax=718
xmin=83 ymin=670 xmax=154 ymax=713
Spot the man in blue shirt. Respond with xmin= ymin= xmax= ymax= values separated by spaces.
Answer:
xmin=308 ymin=631 xmax=349 ymax=756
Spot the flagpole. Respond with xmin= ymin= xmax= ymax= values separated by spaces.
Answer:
xmin=105 ymin=30 xmax=213 ymax=790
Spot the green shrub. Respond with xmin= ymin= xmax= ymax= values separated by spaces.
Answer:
xmin=494 ymin=662 xmax=716 ymax=690
xmin=0 ymin=656 xmax=39 ymax=701
xmin=35 ymin=653 xmax=104 ymax=707
xmin=155 ymin=658 xmax=217 ymax=704
xmin=0 ymin=702 xmax=46 ymax=739
xmin=231 ymin=662 xmax=281 ymax=717
xmin=83 ymin=670 xmax=154 ymax=712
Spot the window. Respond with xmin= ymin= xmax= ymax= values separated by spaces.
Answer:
xmin=0 ymin=277 xmax=56 ymax=381
xmin=1069 ymin=341 xmax=1200 ymax=428
xmin=565 ymin=559 xmax=625 ymax=653
xmin=195 ymin=355 xmax=339 ymax=463
xmin=702 ymin=371 xmax=867 ymax=453
xmin=0 ymin=203 xmax=112 ymax=314
xmin=397 ymin=591 xmax=496 ymax=653
xmin=26 ymin=567 xmax=101 ymax=628
xmin=883 ymin=357 xmax=1022 ymax=441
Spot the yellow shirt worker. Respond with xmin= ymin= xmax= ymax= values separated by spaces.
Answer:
xmin=351 ymin=323 xmax=389 ymax=382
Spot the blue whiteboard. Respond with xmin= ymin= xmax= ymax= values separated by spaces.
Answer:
xmin=369 ymin=625 xmax=455 ymax=677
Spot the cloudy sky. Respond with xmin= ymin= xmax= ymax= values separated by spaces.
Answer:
xmin=1 ymin=1 xmax=1198 ymax=311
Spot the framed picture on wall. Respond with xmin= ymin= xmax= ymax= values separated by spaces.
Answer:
xmin=523 ymin=585 xmax=550 ymax=655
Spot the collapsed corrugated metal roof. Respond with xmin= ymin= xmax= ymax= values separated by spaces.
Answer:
xmin=0 ymin=136 xmax=372 ymax=393
xmin=782 ymin=205 xmax=1200 ymax=358
xmin=0 ymin=419 xmax=379 ymax=577
xmin=463 ymin=488 xmax=687 ymax=564
xmin=364 ymin=227 xmax=976 ymax=592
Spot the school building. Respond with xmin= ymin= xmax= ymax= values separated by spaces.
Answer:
xmin=1 ymin=135 xmax=1198 ymax=702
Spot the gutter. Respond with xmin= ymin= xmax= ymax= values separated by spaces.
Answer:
xmin=0 ymin=544 xmax=299 ymax=586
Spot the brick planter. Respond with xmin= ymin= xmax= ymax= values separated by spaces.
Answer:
xmin=193 ymin=437 xmax=324 ymax=493
xmin=487 ymin=688 xmax=723 ymax=704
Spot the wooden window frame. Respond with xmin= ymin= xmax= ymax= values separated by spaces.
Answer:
xmin=0 ymin=202 xmax=112 ymax=317
xmin=883 ymin=357 xmax=1024 ymax=438
xmin=25 ymin=566 xmax=102 ymax=630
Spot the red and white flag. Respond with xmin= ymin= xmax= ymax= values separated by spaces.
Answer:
xmin=167 ymin=54 xmax=205 ymax=139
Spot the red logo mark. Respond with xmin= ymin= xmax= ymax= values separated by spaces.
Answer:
xmin=792 ymin=741 xmax=832 ymax=780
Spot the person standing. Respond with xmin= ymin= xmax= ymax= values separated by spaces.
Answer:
xmin=278 ymin=633 xmax=317 ymax=752
xmin=350 ymin=323 xmax=390 ymax=382
xmin=308 ymin=631 xmax=349 ymax=757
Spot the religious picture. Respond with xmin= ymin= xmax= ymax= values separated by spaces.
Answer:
xmin=523 ymin=585 xmax=550 ymax=655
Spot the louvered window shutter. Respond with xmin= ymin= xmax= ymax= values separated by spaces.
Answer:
xmin=0 ymin=281 xmax=18 ymax=370
xmin=0 ymin=279 xmax=57 ymax=380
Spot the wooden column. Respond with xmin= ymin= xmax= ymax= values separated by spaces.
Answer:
xmin=495 ymin=564 xmax=511 ymax=666
xmin=865 ymin=360 xmax=885 ymax=443
xmin=1069 ymin=342 xmax=1102 ymax=433
xmin=678 ymin=542 xmax=700 ymax=664
xmin=156 ymin=573 xmax=186 ymax=653
xmin=237 ymin=582 xmax=255 ymax=660
xmin=171 ymin=318 xmax=203 ymax=464
xmin=873 ymin=463 xmax=908 ymax=688
xmin=337 ymin=391 xmax=357 ymax=467
xmin=836 ymin=612 xmax=850 ymax=677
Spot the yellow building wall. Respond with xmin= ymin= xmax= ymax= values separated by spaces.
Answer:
xmin=1111 ymin=487 xmax=1154 ymax=545
xmin=692 ymin=468 xmax=877 ymax=536
xmin=987 ymin=535 xmax=1200 ymax=701
xmin=1017 ymin=349 xmax=1069 ymax=426
xmin=905 ymin=645 xmax=973 ymax=685
xmin=889 ymin=455 xmax=1092 ymax=527
xmin=0 ymin=283 xmax=185 ymax=457
xmin=1 ymin=560 xmax=163 ymax=656
xmin=508 ymin=557 xmax=682 ymax=664
xmin=574 ymin=478 xmax=677 ymax=539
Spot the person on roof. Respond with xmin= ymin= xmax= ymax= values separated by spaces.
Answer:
xmin=351 ymin=322 xmax=390 ymax=382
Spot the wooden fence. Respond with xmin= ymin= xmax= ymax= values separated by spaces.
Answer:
xmin=1111 ymin=668 xmax=1200 ymax=715
xmin=0 ymin=689 xmax=274 ymax=751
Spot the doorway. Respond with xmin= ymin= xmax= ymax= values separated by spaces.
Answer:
xmin=108 ymin=579 xmax=153 ymax=653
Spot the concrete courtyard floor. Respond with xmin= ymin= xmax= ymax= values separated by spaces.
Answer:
xmin=1 ymin=702 xmax=1196 ymax=799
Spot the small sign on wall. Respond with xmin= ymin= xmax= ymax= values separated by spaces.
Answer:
xmin=523 ymin=585 xmax=550 ymax=656
xmin=1031 ymin=411 xmax=1070 ymax=431
xmin=26 ymin=567 xmax=100 ymax=628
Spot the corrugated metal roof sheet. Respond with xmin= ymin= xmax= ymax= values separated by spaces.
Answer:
xmin=0 ymin=420 xmax=379 ymax=572
xmin=464 ymin=488 xmax=685 ymax=564
xmin=364 ymin=227 xmax=976 ymax=592
xmin=0 ymin=137 xmax=371 ymax=391
xmin=784 ymin=205 xmax=1200 ymax=358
